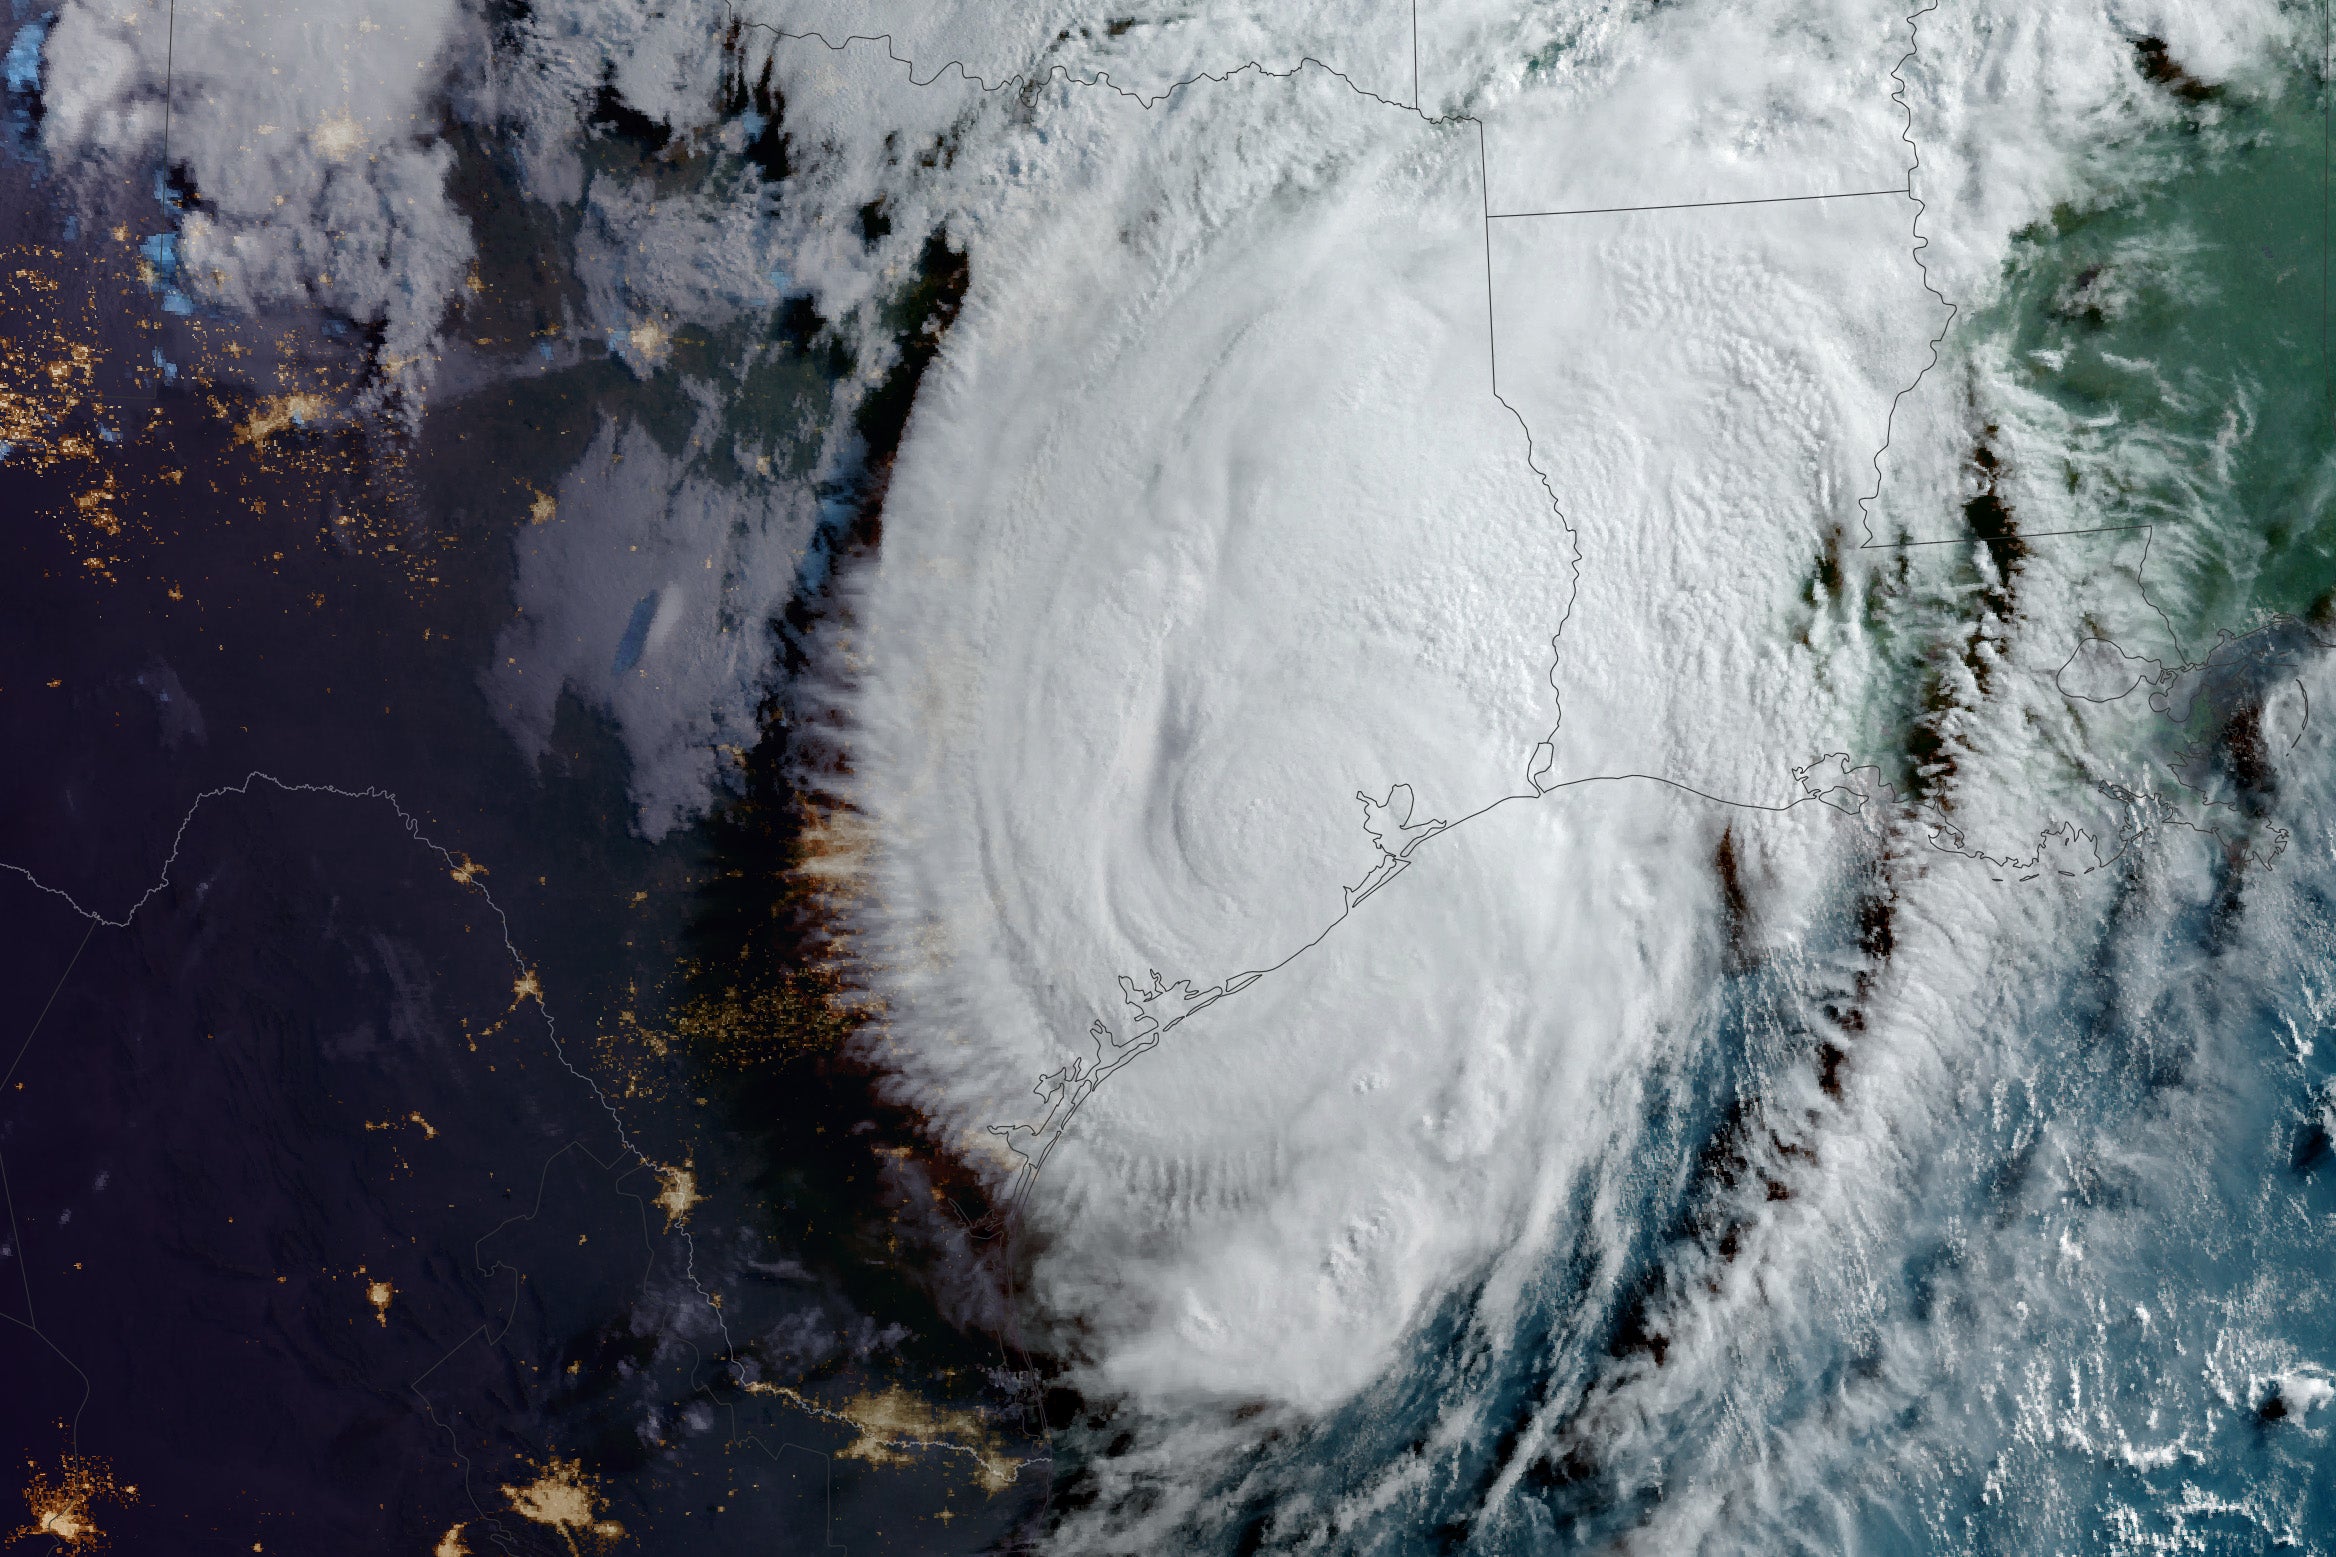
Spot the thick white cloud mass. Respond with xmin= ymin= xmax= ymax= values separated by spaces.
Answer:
xmin=687 ymin=0 xmax=2310 ymax=1541
xmin=1042 ymin=782 xmax=1854 ymax=1410
xmin=488 ymin=417 xmax=820 ymax=838
xmin=798 ymin=0 xmax=1916 ymax=1426
xmin=39 ymin=0 xmax=477 ymax=396
xmin=25 ymin=0 xmax=2324 ymax=1540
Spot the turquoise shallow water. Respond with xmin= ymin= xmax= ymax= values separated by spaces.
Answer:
xmin=1035 ymin=50 xmax=2336 ymax=1555
xmin=1988 ymin=67 xmax=2336 ymax=632
xmin=14 ymin=5 xmax=2336 ymax=1549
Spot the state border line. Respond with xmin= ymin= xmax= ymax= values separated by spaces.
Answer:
xmin=159 ymin=0 xmax=176 ymax=180
xmin=0 ymin=776 xmax=800 ymax=1550
xmin=726 ymin=4 xmax=1988 ymax=1215
xmin=1490 ymin=185 xmax=1911 ymax=220
xmin=0 ymin=922 xmax=98 ymax=1445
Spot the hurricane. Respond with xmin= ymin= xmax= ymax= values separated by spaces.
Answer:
xmin=7 ymin=0 xmax=2334 ymax=1548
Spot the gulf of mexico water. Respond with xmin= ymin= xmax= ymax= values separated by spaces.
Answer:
xmin=11 ymin=9 xmax=2336 ymax=1555
xmin=1038 ymin=47 xmax=2336 ymax=1555
xmin=1983 ymin=62 xmax=2336 ymax=639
